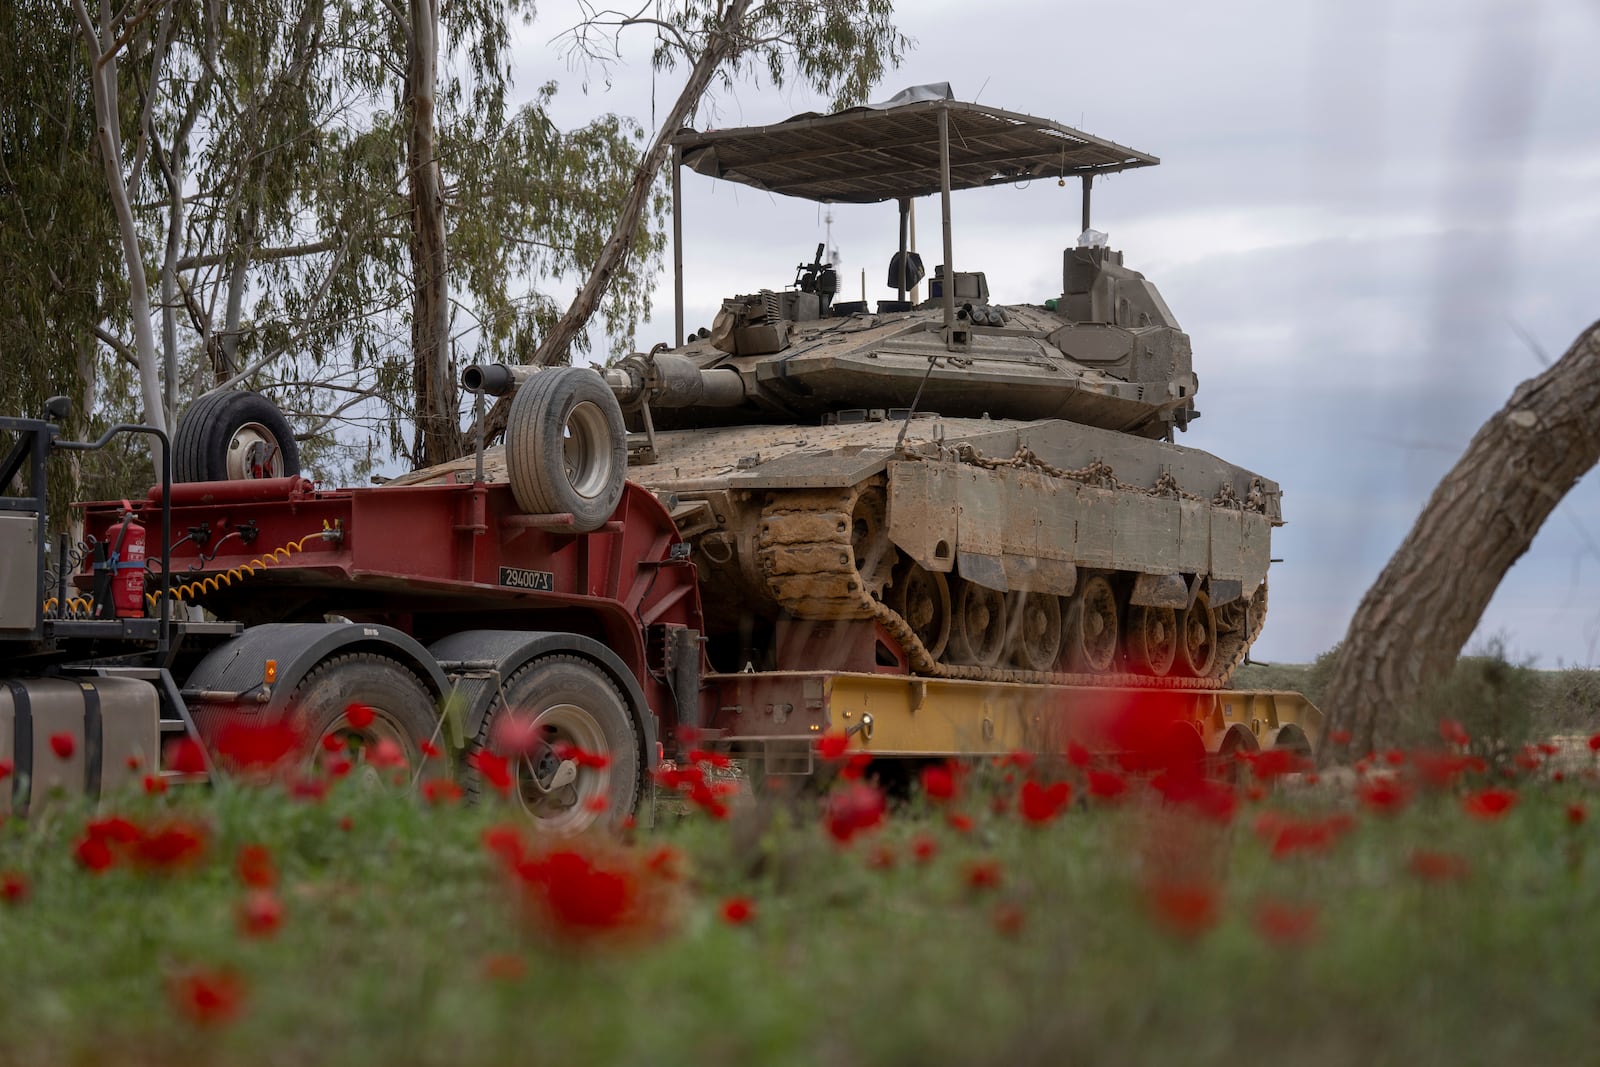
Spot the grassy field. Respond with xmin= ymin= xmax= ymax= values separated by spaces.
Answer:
xmin=4 ymin=729 xmax=1600 ymax=1067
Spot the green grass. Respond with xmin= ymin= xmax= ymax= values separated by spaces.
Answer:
xmin=2 ymin=760 xmax=1600 ymax=1067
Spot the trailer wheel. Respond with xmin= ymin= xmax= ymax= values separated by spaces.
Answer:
xmin=466 ymin=655 xmax=641 ymax=833
xmin=173 ymin=389 xmax=301 ymax=482
xmin=290 ymin=653 xmax=439 ymax=781
xmin=505 ymin=368 xmax=626 ymax=532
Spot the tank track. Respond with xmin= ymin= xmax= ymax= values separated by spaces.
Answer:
xmin=757 ymin=485 xmax=1267 ymax=690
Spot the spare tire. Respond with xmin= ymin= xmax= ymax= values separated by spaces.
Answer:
xmin=173 ymin=390 xmax=301 ymax=483
xmin=505 ymin=368 xmax=626 ymax=532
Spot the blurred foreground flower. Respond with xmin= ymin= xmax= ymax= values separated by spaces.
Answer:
xmin=168 ymin=967 xmax=247 ymax=1027
xmin=823 ymin=783 xmax=886 ymax=845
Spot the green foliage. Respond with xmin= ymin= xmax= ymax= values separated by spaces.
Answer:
xmin=2 ymin=773 xmax=1600 ymax=1064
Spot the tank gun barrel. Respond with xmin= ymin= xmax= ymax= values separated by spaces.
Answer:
xmin=461 ymin=355 xmax=745 ymax=410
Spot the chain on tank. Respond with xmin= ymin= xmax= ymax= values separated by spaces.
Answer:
xmin=756 ymin=481 xmax=1268 ymax=690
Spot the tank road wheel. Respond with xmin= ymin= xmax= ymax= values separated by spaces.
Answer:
xmin=291 ymin=654 xmax=439 ymax=783
xmin=1176 ymin=591 xmax=1219 ymax=678
xmin=466 ymin=656 xmax=641 ymax=834
xmin=889 ymin=561 xmax=951 ymax=661
xmin=173 ymin=390 xmax=301 ymax=483
xmin=1007 ymin=590 xmax=1063 ymax=672
xmin=850 ymin=484 xmax=898 ymax=600
xmin=1126 ymin=604 xmax=1178 ymax=677
xmin=946 ymin=579 xmax=1007 ymax=667
xmin=506 ymin=367 xmax=627 ymax=532
xmin=1064 ymin=574 xmax=1120 ymax=674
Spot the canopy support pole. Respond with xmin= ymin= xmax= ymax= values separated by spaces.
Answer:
xmin=672 ymin=146 xmax=684 ymax=347
xmin=938 ymin=106 xmax=957 ymax=345
xmin=896 ymin=197 xmax=910 ymax=303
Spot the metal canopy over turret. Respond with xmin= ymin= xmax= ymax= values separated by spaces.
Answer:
xmin=673 ymin=94 xmax=1159 ymax=204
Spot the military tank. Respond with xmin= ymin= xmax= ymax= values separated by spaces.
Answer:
xmin=431 ymin=87 xmax=1281 ymax=688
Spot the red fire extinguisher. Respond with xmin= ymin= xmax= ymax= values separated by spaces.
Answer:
xmin=110 ymin=500 xmax=147 ymax=618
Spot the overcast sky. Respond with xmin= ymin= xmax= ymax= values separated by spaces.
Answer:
xmin=511 ymin=0 xmax=1600 ymax=666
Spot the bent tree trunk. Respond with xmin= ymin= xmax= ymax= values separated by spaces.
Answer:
xmin=1319 ymin=321 xmax=1600 ymax=758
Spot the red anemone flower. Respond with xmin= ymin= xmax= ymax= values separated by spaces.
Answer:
xmin=214 ymin=719 xmax=302 ymax=772
xmin=166 ymin=737 xmax=208 ymax=775
xmin=237 ymin=890 xmax=284 ymax=939
xmin=1087 ymin=770 xmax=1129 ymax=803
xmin=816 ymin=732 xmax=850 ymax=761
xmin=235 ymin=844 xmax=276 ymax=888
xmin=823 ymin=782 xmax=887 ymax=844
xmin=1462 ymin=787 xmax=1518 ymax=820
xmin=142 ymin=774 xmax=168 ymax=796
xmin=0 ymin=759 xmax=11 ymax=782
xmin=1438 ymin=718 xmax=1470 ymax=747
xmin=1019 ymin=780 xmax=1072 ymax=825
xmin=963 ymin=860 xmax=1003 ymax=891
xmin=1356 ymin=777 xmax=1412 ymax=816
xmin=168 ymin=968 xmax=247 ymax=1027
xmin=1146 ymin=881 xmax=1221 ymax=939
xmin=920 ymin=763 xmax=957 ymax=802
xmin=720 ymin=896 xmax=756 ymax=925
xmin=1247 ymin=748 xmax=1309 ymax=781
xmin=1 ymin=872 xmax=28 ymax=905
xmin=49 ymin=733 xmax=75 ymax=760
xmin=1567 ymin=803 xmax=1588 ymax=827
xmin=468 ymin=749 xmax=514 ymax=794
xmin=422 ymin=778 xmax=465 ymax=805
xmin=514 ymin=849 xmax=642 ymax=939
xmin=911 ymin=835 xmax=938 ymax=864
xmin=135 ymin=821 xmax=207 ymax=870
xmin=344 ymin=703 xmax=376 ymax=730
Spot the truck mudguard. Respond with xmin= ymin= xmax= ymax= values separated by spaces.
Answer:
xmin=181 ymin=622 xmax=452 ymax=718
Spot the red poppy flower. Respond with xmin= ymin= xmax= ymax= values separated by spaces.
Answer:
xmin=288 ymin=777 xmax=329 ymax=802
xmin=1146 ymin=881 xmax=1221 ymax=939
xmin=1152 ymin=774 xmax=1238 ymax=825
xmin=841 ymin=752 xmax=874 ymax=781
xmin=125 ymin=755 xmax=142 ymax=771
xmin=992 ymin=902 xmax=1026 ymax=938
xmin=1408 ymin=848 xmax=1471 ymax=883
xmin=552 ymin=742 xmax=611 ymax=770
xmin=1463 ymin=787 xmax=1517 ymax=820
xmin=816 ymin=732 xmax=850 ymax=760
xmin=482 ymin=825 xmax=526 ymax=867
xmin=363 ymin=738 xmax=405 ymax=771
xmin=75 ymin=836 xmax=115 ymax=873
xmin=1567 ymin=803 xmax=1587 ymax=826
xmin=1066 ymin=741 xmax=1093 ymax=768
xmin=1087 ymin=770 xmax=1128 ymax=803
xmin=654 ymin=764 xmax=704 ymax=791
xmin=1019 ymin=780 xmax=1072 ymax=824
xmin=720 ymin=896 xmax=756 ymax=925
xmin=237 ymin=890 xmax=284 ymax=939
xmin=823 ymin=782 xmax=887 ymax=844
xmin=515 ymin=849 xmax=642 ymax=938
xmin=1328 ymin=729 xmax=1352 ymax=746
xmin=945 ymin=812 xmax=974 ymax=833
xmin=0 ymin=759 xmax=11 ymax=782
xmin=214 ymin=719 xmax=301 ymax=772
xmin=920 ymin=763 xmax=957 ymax=802
xmin=1356 ymin=777 xmax=1412 ymax=816
xmin=1000 ymin=750 xmax=1035 ymax=770
xmin=963 ymin=859 xmax=1003 ymax=891
xmin=1514 ymin=748 xmax=1542 ymax=772
xmin=687 ymin=748 xmax=732 ymax=769
xmin=165 ymin=738 xmax=208 ymax=775
xmin=1253 ymin=898 xmax=1319 ymax=947
xmin=49 ymin=733 xmax=75 ymax=760
xmin=421 ymin=740 xmax=442 ymax=759
xmin=468 ymin=749 xmax=513 ymax=794
xmin=1 ymin=871 xmax=28 ymax=905
xmin=235 ymin=844 xmax=276 ymax=888
xmin=325 ymin=757 xmax=353 ymax=779
xmin=911 ymin=835 xmax=938 ymax=863
xmin=167 ymin=967 xmax=247 ymax=1027
xmin=86 ymin=816 xmax=142 ymax=844
xmin=422 ymin=778 xmax=464 ymax=805
xmin=142 ymin=775 xmax=168 ymax=796
xmin=491 ymin=713 xmax=541 ymax=755
xmin=135 ymin=821 xmax=207 ymax=870
xmin=583 ymin=795 xmax=609 ymax=814
xmin=1247 ymin=748 xmax=1309 ymax=781
xmin=1410 ymin=750 xmax=1478 ymax=790
xmin=1438 ymin=718 xmax=1470 ymax=747
xmin=1253 ymin=811 xmax=1355 ymax=859
xmin=319 ymin=733 xmax=346 ymax=753
xmin=643 ymin=845 xmax=682 ymax=882
xmin=338 ymin=816 xmax=354 ymax=832
xmin=1380 ymin=749 xmax=1406 ymax=767
xmin=1588 ymin=733 xmax=1600 ymax=753
xmin=344 ymin=703 xmax=376 ymax=730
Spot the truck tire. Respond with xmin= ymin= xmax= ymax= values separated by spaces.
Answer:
xmin=504 ymin=368 xmax=626 ymax=532
xmin=464 ymin=655 xmax=641 ymax=833
xmin=173 ymin=390 xmax=301 ymax=483
xmin=289 ymin=653 xmax=439 ymax=779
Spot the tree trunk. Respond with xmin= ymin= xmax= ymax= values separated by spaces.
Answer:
xmin=531 ymin=0 xmax=753 ymax=369
xmin=406 ymin=0 xmax=460 ymax=468
xmin=72 ymin=0 xmax=167 ymax=463
xmin=1319 ymin=321 xmax=1600 ymax=757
